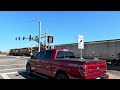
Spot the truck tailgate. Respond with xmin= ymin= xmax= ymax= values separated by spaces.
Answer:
xmin=56 ymin=58 xmax=107 ymax=79
xmin=84 ymin=61 xmax=106 ymax=79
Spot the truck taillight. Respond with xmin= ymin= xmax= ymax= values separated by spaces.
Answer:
xmin=78 ymin=65 xmax=88 ymax=76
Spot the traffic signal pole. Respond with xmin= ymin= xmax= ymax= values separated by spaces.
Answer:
xmin=39 ymin=21 xmax=41 ymax=52
xmin=45 ymin=30 xmax=48 ymax=50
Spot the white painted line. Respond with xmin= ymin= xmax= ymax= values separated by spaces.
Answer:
xmin=0 ymin=72 xmax=18 ymax=79
xmin=0 ymin=68 xmax=25 ymax=71
xmin=1 ymin=74 xmax=10 ymax=79
xmin=0 ymin=71 xmax=26 ymax=79
xmin=0 ymin=59 xmax=20 ymax=61
xmin=0 ymin=64 xmax=25 ymax=67
xmin=0 ymin=72 xmax=18 ymax=75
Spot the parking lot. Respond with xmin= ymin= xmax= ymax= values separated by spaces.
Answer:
xmin=0 ymin=55 xmax=120 ymax=79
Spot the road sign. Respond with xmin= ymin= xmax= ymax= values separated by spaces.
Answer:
xmin=78 ymin=35 xmax=84 ymax=49
xmin=33 ymin=38 xmax=39 ymax=43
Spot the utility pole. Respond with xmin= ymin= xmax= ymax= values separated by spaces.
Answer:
xmin=39 ymin=21 xmax=41 ymax=52
xmin=46 ymin=30 xmax=48 ymax=50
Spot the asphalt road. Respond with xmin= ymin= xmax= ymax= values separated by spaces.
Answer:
xmin=0 ymin=55 xmax=45 ymax=79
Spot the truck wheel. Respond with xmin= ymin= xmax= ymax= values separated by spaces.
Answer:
xmin=26 ymin=64 xmax=32 ymax=75
xmin=55 ymin=73 xmax=69 ymax=79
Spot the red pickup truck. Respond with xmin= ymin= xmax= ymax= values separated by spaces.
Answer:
xmin=26 ymin=49 xmax=109 ymax=79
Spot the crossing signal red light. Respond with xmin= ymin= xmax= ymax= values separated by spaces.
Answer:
xmin=47 ymin=36 xmax=53 ymax=43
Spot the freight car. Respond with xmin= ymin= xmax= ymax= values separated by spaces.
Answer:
xmin=54 ymin=39 xmax=120 ymax=65
xmin=9 ymin=48 xmax=31 ymax=56
xmin=9 ymin=46 xmax=45 ymax=56
xmin=9 ymin=49 xmax=21 ymax=56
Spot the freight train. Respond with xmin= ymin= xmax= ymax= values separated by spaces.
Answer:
xmin=9 ymin=45 xmax=47 ymax=56
xmin=9 ymin=39 xmax=120 ymax=65
xmin=54 ymin=39 xmax=120 ymax=65
xmin=9 ymin=47 xmax=38 ymax=56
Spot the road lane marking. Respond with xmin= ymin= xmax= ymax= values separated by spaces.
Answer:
xmin=0 ymin=74 xmax=10 ymax=79
xmin=0 ymin=72 xmax=19 ymax=79
xmin=0 ymin=68 xmax=25 ymax=71
xmin=0 ymin=71 xmax=26 ymax=79
xmin=0 ymin=59 xmax=22 ymax=61
xmin=0 ymin=72 xmax=18 ymax=75
xmin=0 ymin=64 xmax=25 ymax=67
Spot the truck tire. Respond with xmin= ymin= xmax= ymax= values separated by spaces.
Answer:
xmin=26 ymin=64 xmax=32 ymax=75
xmin=55 ymin=73 xmax=69 ymax=79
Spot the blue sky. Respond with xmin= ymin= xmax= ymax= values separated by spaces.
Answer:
xmin=0 ymin=11 xmax=120 ymax=52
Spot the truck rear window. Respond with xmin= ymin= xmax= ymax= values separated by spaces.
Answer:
xmin=56 ymin=51 xmax=75 ymax=59
xmin=35 ymin=50 xmax=53 ymax=60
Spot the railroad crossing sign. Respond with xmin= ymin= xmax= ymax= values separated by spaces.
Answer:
xmin=78 ymin=35 xmax=84 ymax=49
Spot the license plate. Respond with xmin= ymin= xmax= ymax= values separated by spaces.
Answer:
xmin=96 ymin=77 xmax=100 ymax=79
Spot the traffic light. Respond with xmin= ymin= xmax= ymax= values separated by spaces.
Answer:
xmin=15 ymin=37 xmax=17 ymax=40
xmin=47 ymin=36 xmax=53 ymax=43
xmin=29 ymin=35 xmax=32 ymax=41
xmin=23 ymin=37 xmax=25 ymax=40
xmin=18 ymin=37 xmax=20 ymax=40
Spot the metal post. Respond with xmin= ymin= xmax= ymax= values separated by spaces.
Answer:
xmin=80 ymin=49 xmax=83 ymax=59
xmin=30 ymin=46 xmax=33 ymax=56
xmin=46 ymin=30 xmax=48 ymax=50
xmin=39 ymin=21 xmax=41 ymax=52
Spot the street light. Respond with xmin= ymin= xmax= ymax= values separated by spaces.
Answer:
xmin=31 ymin=20 xmax=41 ymax=52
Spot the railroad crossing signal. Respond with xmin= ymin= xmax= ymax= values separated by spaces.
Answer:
xmin=47 ymin=36 xmax=53 ymax=43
